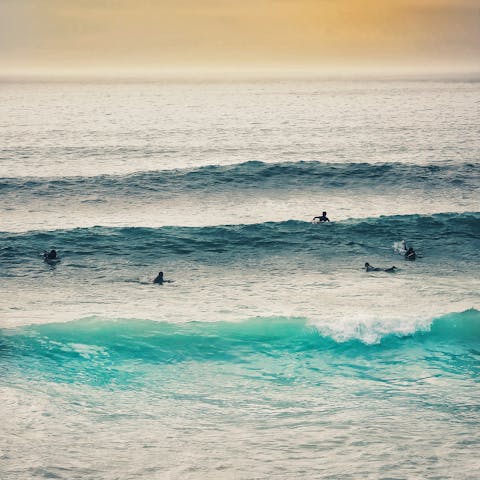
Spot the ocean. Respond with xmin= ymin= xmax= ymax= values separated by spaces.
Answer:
xmin=1 ymin=79 xmax=479 ymax=479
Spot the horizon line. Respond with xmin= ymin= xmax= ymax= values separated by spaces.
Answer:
xmin=2 ymin=65 xmax=480 ymax=83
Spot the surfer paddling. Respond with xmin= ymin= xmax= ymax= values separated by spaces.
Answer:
xmin=364 ymin=262 xmax=397 ymax=273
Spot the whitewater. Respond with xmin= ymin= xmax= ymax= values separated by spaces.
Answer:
xmin=1 ymin=79 xmax=479 ymax=479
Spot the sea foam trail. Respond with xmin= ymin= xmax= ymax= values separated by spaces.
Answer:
xmin=1 ymin=161 xmax=478 ymax=197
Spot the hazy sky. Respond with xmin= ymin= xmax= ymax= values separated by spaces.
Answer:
xmin=1 ymin=0 xmax=479 ymax=75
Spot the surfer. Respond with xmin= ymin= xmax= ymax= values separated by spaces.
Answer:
xmin=153 ymin=272 xmax=165 ymax=284
xmin=365 ymin=262 xmax=397 ymax=273
xmin=153 ymin=271 xmax=173 ymax=285
xmin=43 ymin=249 xmax=58 ymax=261
xmin=313 ymin=211 xmax=330 ymax=223
xmin=405 ymin=247 xmax=416 ymax=261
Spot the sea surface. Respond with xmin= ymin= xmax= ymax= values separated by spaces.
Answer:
xmin=0 ymin=79 xmax=479 ymax=479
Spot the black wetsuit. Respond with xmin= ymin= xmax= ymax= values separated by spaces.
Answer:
xmin=366 ymin=265 xmax=396 ymax=272
xmin=405 ymin=249 xmax=416 ymax=261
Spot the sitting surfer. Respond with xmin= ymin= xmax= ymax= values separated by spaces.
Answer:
xmin=153 ymin=271 xmax=173 ymax=285
xmin=43 ymin=249 xmax=58 ymax=261
xmin=153 ymin=271 xmax=165 ymax=284
xmin=405 ymin=247 xmax=416 ymax=261
xmin=365 ymin=262 xmax=397 ymax=273
xmin=313 ymin=211 xmax=330 ymax=223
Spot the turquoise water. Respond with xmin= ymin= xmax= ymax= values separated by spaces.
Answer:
xmin=1 ymin=80 xmax=479 ymax=479
xmin=2 ymin=311 xmax=479 ymax=479
xmin=3 ymin=310 xmax=480 ymax=387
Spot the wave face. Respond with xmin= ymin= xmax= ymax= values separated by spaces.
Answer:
xmin=2 ymin=160 xmax=479 ymax=195
xmin=1 ymin=212 xmax=479 ymax=263
xmin=1 ymin=310 xmax=479 ymax=386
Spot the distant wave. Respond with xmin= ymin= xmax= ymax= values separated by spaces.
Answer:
xmin=1 ymin=161 xmax=478 ymax=198
xmin=1 ymin=310 xmax=478 ymax=386
xmin=1 ymin=212 xmax=478 ymax=265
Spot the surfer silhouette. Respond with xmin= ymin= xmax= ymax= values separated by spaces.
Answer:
xmin=313 ymin=211 xmax=330 ymax=223
xmin=43 ymin=249 xmax=58 ymax=261
xmin=365 ymin=262 xmax=397 ymax=273
xmin=153 ymin=271 xmax=173 ymax=285
xmin=405 ymin=247 xmax=416 ymax=261
xmin=153 ymin=271 xmax=165 ymax=284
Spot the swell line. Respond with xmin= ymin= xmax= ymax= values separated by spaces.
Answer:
xmin=1 ymin=212 xmax=479 ymax=264
xmin=1 ymin=161 xmax=478 ymax=197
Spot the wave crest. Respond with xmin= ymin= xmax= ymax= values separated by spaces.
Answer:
xmin=1 ymin=212 xmax=478 ymax=262
xmin=2 ymin=309 xmax=478 ymax=361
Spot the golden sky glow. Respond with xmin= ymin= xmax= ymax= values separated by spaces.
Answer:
xmin=1 ymin=0 xmax=479 ymax=75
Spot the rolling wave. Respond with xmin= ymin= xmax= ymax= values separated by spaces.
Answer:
xmin=1 ymin=160 xmax=478 ymax=198
xmin=1 ymin=310 xmax=478 ymax=386
xmin=1 ymin=212 xmax=478 ymax=264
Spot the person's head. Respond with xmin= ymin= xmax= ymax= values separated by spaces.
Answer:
xmin=365 ymin=262 xmax=370 ymax=268
xmin=158 ymin=271 xmax=164 ymax=278
xmin=322 ymin=211 xmax=327 ymax=216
